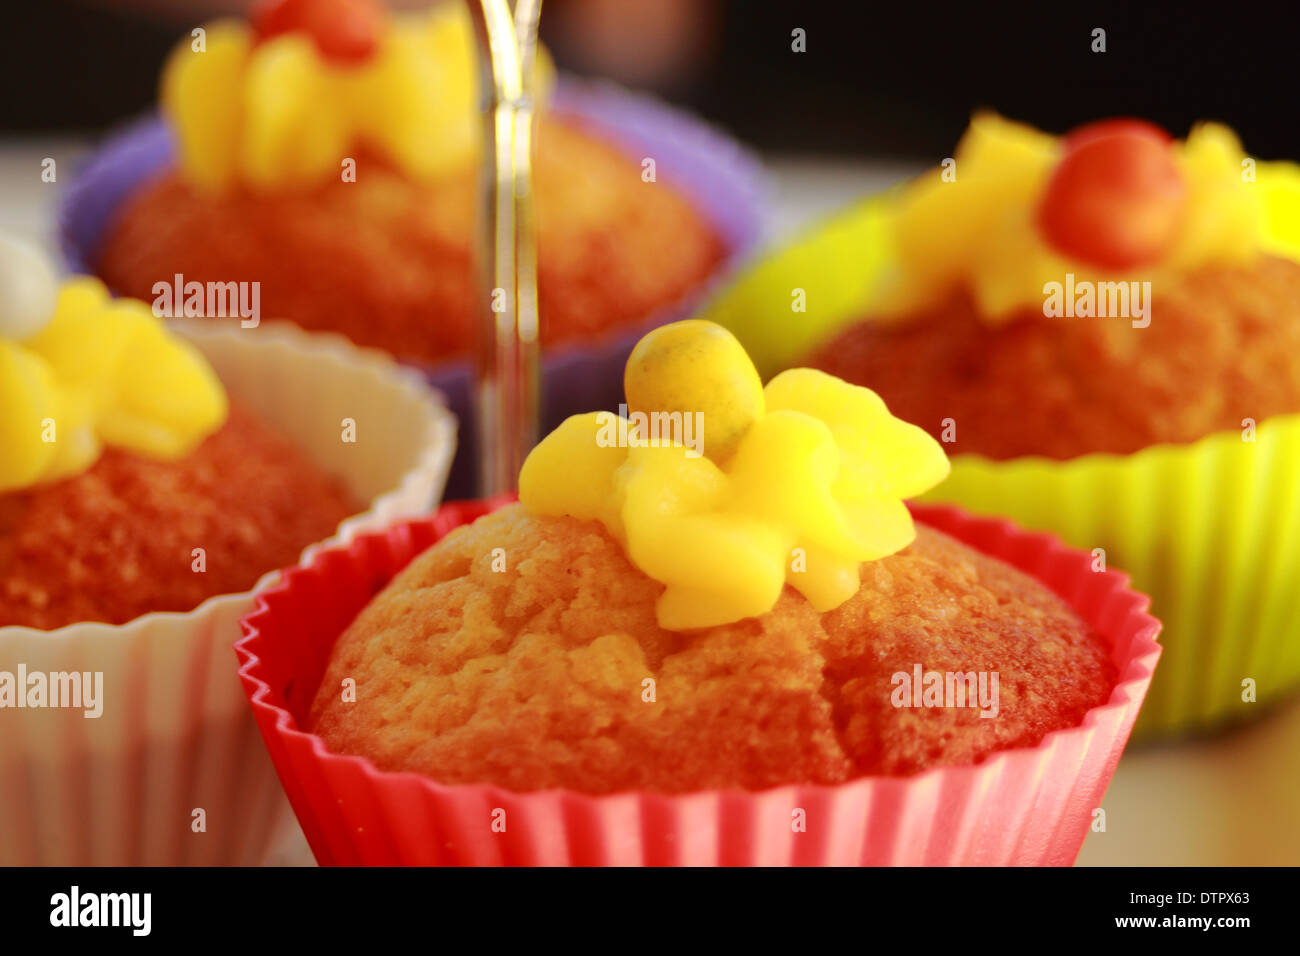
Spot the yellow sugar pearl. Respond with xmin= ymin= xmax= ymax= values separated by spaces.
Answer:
xmin=624 ymin=320 xmax=764 ymax=461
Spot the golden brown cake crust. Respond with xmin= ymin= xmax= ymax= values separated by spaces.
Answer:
xmin=96 ymin=118 xmax=726 ymax=367
xmin=0 ymin=404 xmax=359 ymax=630
xmin=309 ymin=505 xmax=1115 ymax=791
xmin=807 ymin=256 xmax=1300 ymax=459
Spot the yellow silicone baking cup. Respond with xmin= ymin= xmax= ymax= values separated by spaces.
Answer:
xmin=702 ymin=190 xmax=1300 ymax=739
xmin=924 ymin=417 xmax=1300 ymax=738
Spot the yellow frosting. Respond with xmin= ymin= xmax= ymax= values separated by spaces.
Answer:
xmin=872 ymin=112 xmax=1300 ymax=322
xmin=163 ymin=5 xmax=554 ymax=191
xmin=0 ymin=277 xmax=228 ymax=493
xmin=520 ymin=320 xmax=950 ymax=630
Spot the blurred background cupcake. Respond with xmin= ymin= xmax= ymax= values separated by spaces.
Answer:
xmin=704 ymin=114 xmax=1300 ymax=743
xmin=58 ymin=0 xmax=763 ymax=495
xmin=0 ymin=238 xmax=455 ymax=863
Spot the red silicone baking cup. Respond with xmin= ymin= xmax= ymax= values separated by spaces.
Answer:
xmin=235 ymin=498 xmax=1161 ymax=866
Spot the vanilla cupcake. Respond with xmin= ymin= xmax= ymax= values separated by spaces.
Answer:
xmin=705 ymin=113 xmax=1300 ymax=737
xmin=237 ymin=321 xmax=1161 ymax=865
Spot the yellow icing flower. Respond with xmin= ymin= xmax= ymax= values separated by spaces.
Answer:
xmin=520 ymin=321 xmax=949 ymax=630
xmin=872 ymin=112 xmax=1300 ymax=323
xmin=0 ymin=276 xmax=228 ymax=493
xmin=162 ymin=5 xmax=554 ymax=192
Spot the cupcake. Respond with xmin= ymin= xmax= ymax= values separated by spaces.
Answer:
xmin=0 ymin=237 xmax=455 ymax=864
xmin=704 ymin=113 xmax=1300 ymax=738
xmin=237 ymin=320 xmax=1160 ymax=865
xmin=62 ymin=0 xmax=762 ymax=494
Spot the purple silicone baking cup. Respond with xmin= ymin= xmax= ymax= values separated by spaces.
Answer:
xmin=58 ymin=78 xmax=766 ymax=498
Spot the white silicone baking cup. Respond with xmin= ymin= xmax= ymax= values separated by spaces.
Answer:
xmin=0 ymin=319 xmax=456 ymax=865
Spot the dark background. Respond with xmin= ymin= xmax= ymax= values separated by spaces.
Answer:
xmin=3 ymin=0 xmax=1298 ymax=159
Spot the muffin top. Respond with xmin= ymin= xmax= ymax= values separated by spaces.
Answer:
xmin=97 ymin=118 xmax=726 ymax=367
xmin=0 ymin=243 xmax=359 ymax=628
xmin=1 ymin=404 xmax=358 ymax=629
xmin=810 ymin=254 xmax=1300 ymax=458
xmin=309 ymin=321 xmax=1114 ymax=792
xmin=96 ymin=2 xmax=727 ymax=368
xmin=309 ymin=504 xmax=1113 ymax=791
